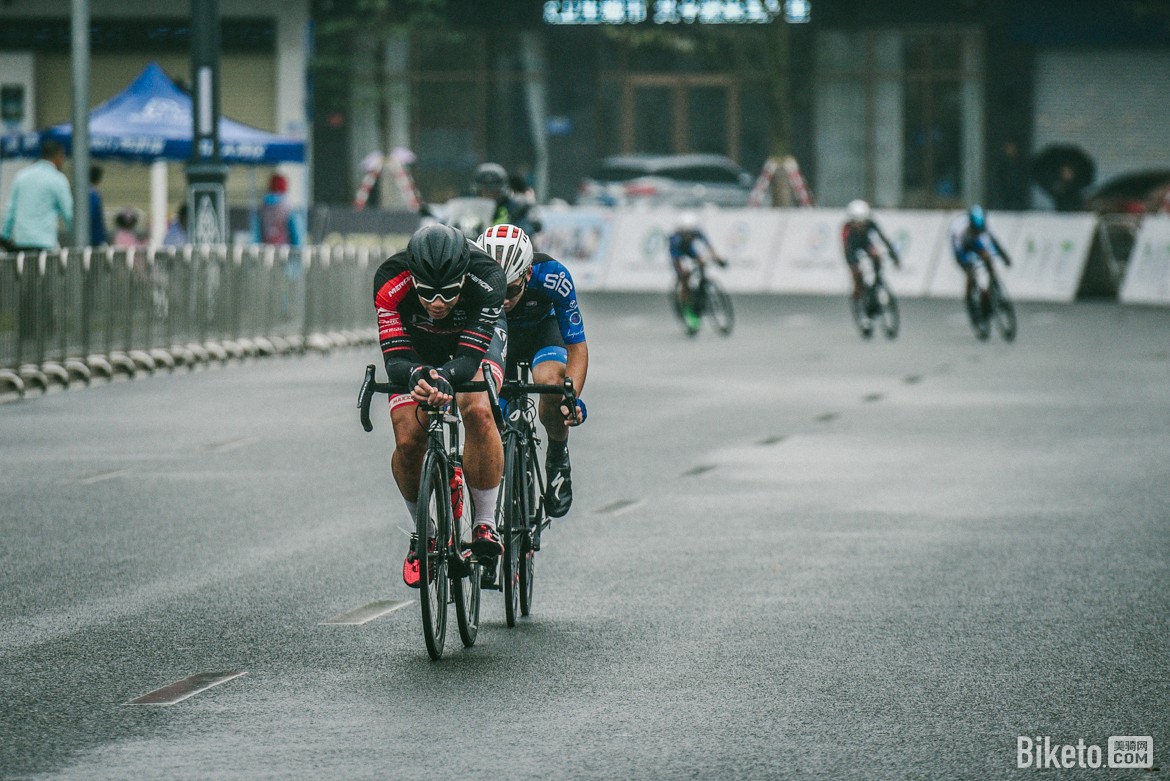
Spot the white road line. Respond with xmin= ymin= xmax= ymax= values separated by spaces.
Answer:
xmin=321 ymin=599 xmax=413 ymax=626
xmin=597 ymin=499 xmax=643 ymax=516
xmin=125 ymin=670 xmax=246 ymax=706
xmin=79 ymin=469 xmax=131 ymax=485
xmin=210 ymin=436 xmax=259 ymax=453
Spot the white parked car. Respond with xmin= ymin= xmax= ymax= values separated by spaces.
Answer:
xmin=576 ymin=153 xmax=755 ymax=208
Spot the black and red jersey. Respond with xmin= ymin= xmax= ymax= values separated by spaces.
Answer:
xmin=842 ymin=218 xmax=899 ymax=264
xmin=372 ymin=246 xmax=506 ymax=386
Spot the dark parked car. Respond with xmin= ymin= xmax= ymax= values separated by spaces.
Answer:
xmin=576 ymin=153 xmax=755 ymax=208
xmin=1084 ymin=169 xmax=1170 ymax=214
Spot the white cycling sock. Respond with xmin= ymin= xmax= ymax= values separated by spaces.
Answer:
xmin=404 ymin=498 xmax=418 ymax=520
xmin=470 ymin=485 xmax=499 ymax=529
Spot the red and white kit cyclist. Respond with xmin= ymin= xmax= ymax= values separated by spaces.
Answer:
xmin=373 ymin=224 xmax=509 ymax=587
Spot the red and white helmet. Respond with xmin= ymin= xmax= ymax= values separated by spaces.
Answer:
xmin=476 ymin=224 xmax=534 ymax=284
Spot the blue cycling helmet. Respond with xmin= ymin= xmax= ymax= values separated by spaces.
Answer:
xmin=968 ymin=204 xmax=986 ymax=231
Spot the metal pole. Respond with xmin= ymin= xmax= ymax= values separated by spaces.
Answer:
xmin=71 ymin=0 xmax=90 ymax=247
xmin=187 ymin=0 xmax=228 ymax=246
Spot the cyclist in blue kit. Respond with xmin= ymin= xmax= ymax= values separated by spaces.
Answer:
xmin=476 ymin=224 xmax=588 ymax=519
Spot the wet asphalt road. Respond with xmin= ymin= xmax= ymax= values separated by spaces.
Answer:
xmin=1 ymin=293 xmax=1168 ymax=780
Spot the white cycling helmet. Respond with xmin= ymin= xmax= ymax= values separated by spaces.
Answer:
xmin=677 ymin=211 xmax=700 ymax=232
xmin=476 ymin=223 xmax=534 ymax=285
xmin=846 ymin=199 xmax=871 ymax=223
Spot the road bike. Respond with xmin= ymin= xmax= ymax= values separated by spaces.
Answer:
xmin=358 ymin=363 xmax=501 ymax=660
xmin=965 ymin=256 xmax=1017 ymax=342
xmin=489 ymin=363 xmax=577 ymax=627
xmin=671 ymin=258 xmax=734 ymax=337
xmin=851 ymin=249 xmax=899 ymax=340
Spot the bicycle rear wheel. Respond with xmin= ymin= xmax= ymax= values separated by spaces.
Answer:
xmin=877 ymin=284 xmax=900 ymax=339
xmin=500 ymin=437 xmax=522 ymax=628
xmin=704 ymin=280 xmax=735 ymax=336
xmin=416 ymin=452 xmax=449 ymax=660
xmin=992 ymin=283 xmax=1017 ymax=342
xmin=967 ymin=290 xmax=991 ymax=341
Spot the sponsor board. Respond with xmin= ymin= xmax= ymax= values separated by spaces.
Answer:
xmin=1119 ymin=216 xmax=1170 ymax=305
xmin=767 ymin=209 xmax=852 ymax=295
xmin=533 ymin=207 xmax=617 ymax=291
xmin=1003 ymin=214 xmax=1096 ymax=302
xmin=870 ymin=209 xmax=950 ymax=297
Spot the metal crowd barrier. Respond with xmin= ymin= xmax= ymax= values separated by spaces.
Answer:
xmin=0 ymin=243 xmax=392 ymax=399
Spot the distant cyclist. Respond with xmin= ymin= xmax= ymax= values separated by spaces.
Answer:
xmin=669 ymin=212 xmax=726 ymax=331
xmin=373 ymin=224 xmax=508 ymax=588
xmin=950 ymin=205 xmax=1012 ymax=321
xmin=474 ymin=162 xmax=541 ymax=237
xmin=476 ymin=224 xmax=588 ymax=519
xmin=842 ymin=200 xmax=901 ymax=323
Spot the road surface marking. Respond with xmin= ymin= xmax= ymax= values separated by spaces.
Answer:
xmin=80 ymin=469 xmax=131 ymax=485
xmin=125 ymin=671 xmax=246 ymax=705
xmin=815 ymin=412 xmax=838 ymax=423
xmin=863 ymin=393 xmax=884 ymax=403
xmin=321 ymin=600 xmax=413 ymax=626
xmin=683 ymin=464 xmax=716 ymax=477
xmin=903 ymin=375 xmax=923 ymax=385
xmin=757 ymin=435 xmax=787 ymax=446
xmin=597 ymin=499 xmax=643 ymax=516
xmin=210 ymin=436 xmax=259 ymax=453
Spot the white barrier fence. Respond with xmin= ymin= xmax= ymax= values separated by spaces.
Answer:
xmin=1119 ymin=216 xmax=1170 ymax=305
xmin=536 ymin=207 xmax=1135 ymax=304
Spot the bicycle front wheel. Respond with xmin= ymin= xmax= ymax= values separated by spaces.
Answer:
xmin=416 ymin=451 xmax=449 ymax=660
xmin=704 ymin=280 xmax=735 ymax=336
xmin=500 ymin=437 xmax=523 ymax=627
xmin=452 ymin=481 xmax=480 ymax=648
xmin=992 ymin=283 xmax=1017 ymax=342
xmin=877 ymin=284 xmax=900 ymax=339
xmin=519 ymin=447 xmax=542 ymax=617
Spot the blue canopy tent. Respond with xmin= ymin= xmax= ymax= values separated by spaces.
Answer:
xmin=1 ymin=62 xmax=305 ymax=243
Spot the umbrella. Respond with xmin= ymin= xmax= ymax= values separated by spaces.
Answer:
xmin=1030 ymin=144 xmax=1096 ymax=196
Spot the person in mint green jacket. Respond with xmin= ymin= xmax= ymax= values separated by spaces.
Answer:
xmin=1 ymin=140 xmax=73 ymax=251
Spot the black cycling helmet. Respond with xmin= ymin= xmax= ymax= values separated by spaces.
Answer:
xmin=406 ymin=224 xmax=471 ymax=287
xmin=473 ymin=162 xmax=508 ymax=197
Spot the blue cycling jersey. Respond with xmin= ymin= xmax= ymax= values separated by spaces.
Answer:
xmin=508 ymin=254 xmax=586 ymax=345
xmin=669 ymin=229 xmax=714 ymax=262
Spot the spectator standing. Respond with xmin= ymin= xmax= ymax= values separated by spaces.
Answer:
xmin=989 ymin=136 xmax=1031 ymax=211
xmin=88 ymin=165 xmax=109 ymax=246
xmin=0 ymin=139 xmax=73 ymax=251
xmin=258 ymin=173 xmax=302 ymax=246
xmin=163 ymin=203 xmax=189 ymax=246
xmin=113 ymin=208 xmax=144 ymax=247
xmin=1049 ymin=164 xmax=1086 ymax=212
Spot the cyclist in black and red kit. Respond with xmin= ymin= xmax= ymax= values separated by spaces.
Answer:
xmin=841 ymin=199 xmax=901 ymax=333
xmin=373 ymin=224 xmax=509 ymax=588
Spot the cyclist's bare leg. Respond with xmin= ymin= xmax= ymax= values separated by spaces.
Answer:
xmin=458 ymin=366 xmax=503 ymax=528
xmin=533 ymin=360 xmax=569 ymax=445
xmin=849 ymin=264 xmax=864 ymax=301
xmin=390 ymin=403 xmax=428 ymax=503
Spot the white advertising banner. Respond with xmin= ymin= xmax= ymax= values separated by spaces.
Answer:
xmin=1120 ymin=216 xmax=1170 ymax=305
xmin=870 ymin=209 xmax=950 ymax=297
xmin=767 ymin=209 xmax=853 ymax=294
xmin=601 ymin=208 xmax=785 ymax=292
xmin=533 ymin=207 xmax=619 ymax=291
xmin=1002 ymin=214 xmax=1096 ymax=302
xmin=927 ymin=212 xmax=1026 ymax=298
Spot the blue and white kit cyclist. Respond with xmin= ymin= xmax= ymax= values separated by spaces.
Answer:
xmin=476 ymin=224 xmax=588 ymax=519
xmin=950 ymin=205 xmax=1012 ymax=315
xmin=669 ymin=212 xmax=726 ymax=329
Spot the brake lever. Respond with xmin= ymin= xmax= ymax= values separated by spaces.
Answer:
xmin=359 ymin=364 xmax=376 ymax=432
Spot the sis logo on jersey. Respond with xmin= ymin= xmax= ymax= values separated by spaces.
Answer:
xmin=542 ymin=270 xmax=573 ymax=297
